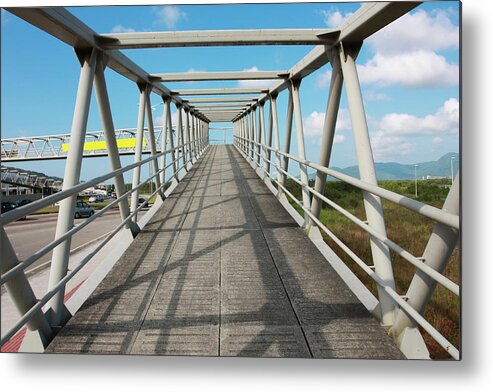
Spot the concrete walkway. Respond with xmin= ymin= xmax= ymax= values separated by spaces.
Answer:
xmin=46 ymin=145 xmax=403 ymax=359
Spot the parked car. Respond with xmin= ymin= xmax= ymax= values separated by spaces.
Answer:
xmin=88 ymin=194 xmax=104 ymax=203
xmin=1 ymin=202 xmax=16 ymax=214
xmin=15 ymin=199 xmax=32 ymax=207
xmin=74 ymin=200 xmax=94 ymax=219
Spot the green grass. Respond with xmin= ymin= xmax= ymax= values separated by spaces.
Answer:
xmin=285 ymin=178 xmax=459 ymax=359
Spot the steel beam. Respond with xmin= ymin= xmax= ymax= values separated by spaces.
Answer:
xmin=153 ymin=70 xmax=288 ymax=82
xmin=47 ymin=49 xmax=97 ymax=326
xmin=94 ymin=56 xmax=139 ymax=235
xmin=1 ymin=228 xmax=53 ymax=347
xmin=173 ymin=88 xmax=267 ymax=96
xmin=97 ymin=28 xmax=340 ymax=49
xmin=145 ymin=86 xmax=164 ymax=198
xmin=290 ymin=79 xmax=311 ymax=226
xmin=130 ymin=85 xmax=147 ymax=223
xmin=184 ymin=97 xmax=257 ymax=103
xmin=309 ymin=50 xmax=343 ymax=226
xmin=390 ymin=174 xmax=460 ymax=339
xmin=340 ymin=44 xmax=396 ymax=326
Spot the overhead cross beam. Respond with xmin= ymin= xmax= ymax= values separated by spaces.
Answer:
xmin=97 ymin=29 xmax=340 ymax=49
xmin=152 ymin=70 xmax=288 ymax=82
xmin=184 ymin=97 xmax=258 ymax=103
xmin=173 ymin=88 xmax=268 ymax=96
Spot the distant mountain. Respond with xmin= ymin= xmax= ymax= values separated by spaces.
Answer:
xmin=307 ymin=153 xmax=460 ymax=181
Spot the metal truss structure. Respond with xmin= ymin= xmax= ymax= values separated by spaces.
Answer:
xmin=1 ymin=128 xmax=167 ymax=161
xmin=0 ymin=2 xmax=460 ymax=359
xmin=0 ymin=167 xmax=63 ymax=190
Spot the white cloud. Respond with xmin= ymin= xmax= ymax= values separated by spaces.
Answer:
xmin=237 ymin=66 xmax=277 ymax=89
xmin=371 ymin=132 xmax=416 ymax=161
xmin=154 ymin=6 xmax=187 ymax=29
xmin=367 ymin=9 xmax=459 ymax=55
xmin=376 ymin=98 xmax=459 ymax=136
xmin=357 ymin=51 xmax=459 ymax=87
xmin=432 ymin=137 xmax=444 ymax=145
xmin=316 ymin=9 xmax=459 ymax=89
xmin=317 ymin=51 xmax=458 ymax=88
xmin=110 ymin=25 xmax=135 ymax=33
xmin=364 ymin=90 xmax=391 ymax=102
xmin=370 ymin=98 xmax=459 ymax=161
xmin=322 ymin=10 xmax=353 ymax=28
xmin=303 ymin=108 xmax=351 ymax=138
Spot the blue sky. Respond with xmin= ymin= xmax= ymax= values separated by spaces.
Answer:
xmin=1 ymin=1 xmax=460 ymax=182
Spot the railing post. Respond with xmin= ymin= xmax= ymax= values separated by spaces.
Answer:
xmin=144 ymin=86 xmax=164 ymax=199
xmin=191 ymin=111 xmax=197 ymax=161
xmin=339 ymin=42 xmax=396 ymax=326
xmin=290 ymin=78 xmax=312 ymax=227
xmin=93 ymin=53 xmax=139 ymax=236
xmin=190 ymin=110 xmax=197 ymax=163
xmin=176 ymin=103 xmax=186 ymax=170
xmin=251 ymin=107 xmax=257 ymax=164
xmin=1 ymin=227 xmax=53 ymax=349
xmin=130 ymin=83 xmax=147 ymax=223
xmin=390 ymin=173 xmax=460 ymax=340
xmin=46 ymin=48 xmax=97 ymax=326
xmin=309 ymin=49 xmax=343 ymax=227
xmin=257 ymin=103 xmax=264 ymax=171
xmin=184 ymin=108 xmax=191 ymax=165
xmin=280 ymin=87 xmax=294 ymax=194
xmin=159 ymin=96 xmax=168 ymax=185
xmin=257 ymin=102 xmax=265 ymax=174
xmin=265 ymin=98 xmax=273 ymax=177
xmin=270 ymin=93 xmax=282 ymax=185
xmin=165 ymin=98 xmax=178 ymax=179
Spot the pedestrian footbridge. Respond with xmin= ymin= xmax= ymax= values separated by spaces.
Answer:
xmin=44 ymin=145 xmax=402 ymax=358
xmin=0 ymin=2 xmax=460 ymax=360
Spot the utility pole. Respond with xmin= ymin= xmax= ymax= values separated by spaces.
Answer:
xmin=415 ymin=164 xmax=418 ymax=198
xmin=451 ymin=156 xmax=455 ymax=184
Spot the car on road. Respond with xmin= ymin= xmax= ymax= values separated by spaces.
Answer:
xmin=15 ymin=199 xmax=32 ymax=208
xmin=1 ymin=202 xmax=17 ymax=214
xmin=88 ymin=194 xmax=104 ymax=203
xmin=74 ymin=200 xmax=94 ymax=219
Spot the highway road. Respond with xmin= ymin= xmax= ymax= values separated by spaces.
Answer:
xmin=4 ymin=208 xmax=124 ymax=273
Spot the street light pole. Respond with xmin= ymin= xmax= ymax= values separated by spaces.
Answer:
xmin=414 ymin=164 xmax=418 ymax=198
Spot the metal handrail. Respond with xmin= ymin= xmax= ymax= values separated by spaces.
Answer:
xmin=235 ymin=135 xmax=459 ymax=230
xmin=234 ymin=140 xmax=459 ymax=359
xmin=0 ymin=141 xmax=207 ymax=347
xmin=0 ymin=138 xmax=204 ymax=225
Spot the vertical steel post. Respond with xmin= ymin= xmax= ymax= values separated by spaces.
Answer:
xmin=47 ymin=49 xmax=97 ymax=326
xmin=390 ymin=173 xmax=460 ymax=338
xmin=177 ymin=104 xmax=186 ymax=169
xmin=185 ymin=108 xmax=191 ymax=164
xmin=159 ymin=96 xmax=168 ymax=185
xmin=251 ymin=108 xmax=257 ymax=163
xmin=310 ymin=50 xmax=343 ymax=225
xmin=144 ymin=87 xmax=163 ymax=198
xmin=166 ymin=98 xmax=178 ymax=179
xmin=190 ymin=111 xmax=197 ymax=163
xmin=290 ymin=79 xmax=312 ymax=226
xmin=258 ymin=102 xmax=265 ymax=172
xmin=265 ymin=98 xmax=273 ymax=176
xmin=1 ymin=228 xmax=52 ymax=344
xmin=340 ymin=43 xmax=396 ymax=325
xmin=93 ymin=55 xmax=139 ymax=235
xmin=130 ymin=84 xmax=146 ymax=223
xmin=270 ymin=93 xmax=282 ymax=184
xmin=280 ymin=88 xmax=294 ymax=191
